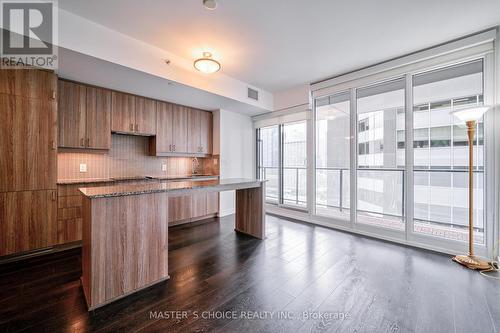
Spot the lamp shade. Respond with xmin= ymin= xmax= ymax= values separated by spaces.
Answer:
xmin=449 ymin=106 xmax=490 ymax=122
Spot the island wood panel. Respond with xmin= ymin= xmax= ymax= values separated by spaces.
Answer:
xmin=0 ymin=68 xmax=57 ymax=100
xmin=152 ymin=101 xmax=173 ymax=154
xmin=0 ymin=94 xmax=57 ymax=192
xmin=82 ymin=192 xmax=168 ymax=309
xmin=135 ymin=97 xmax=156 ymax=135
xmin=235 ymin=184 xmax=265 ymax=239
xmin=167 ymin=195 xmax=192 ymax=223
xmin=0 ymin=189 xmax=57 ymax=256
xmin=171 ymin=104 xmax=188 ymax=153
xmin=187 ymin=108 xmax=201 ymax=154
xmin=58 ymin=80 xmax=86 ymax=148
xmin=111 ymin=92 xmax=135 ymax=133
xmin=86 ymin=86 xmax=111 ymax=150
xmin=200 ymin=111 xmax=213 ymax=154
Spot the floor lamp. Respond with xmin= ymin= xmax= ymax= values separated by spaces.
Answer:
xmin=450 ymin=106 xmax=491 ymax=270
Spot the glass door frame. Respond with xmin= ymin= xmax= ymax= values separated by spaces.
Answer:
xmin=309 ymin=52 xmax=495 ymax=257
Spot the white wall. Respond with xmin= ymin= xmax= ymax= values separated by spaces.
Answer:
xmin=214 ymin=109 xmax=255 ymax=216
xmin=273 ymin=84 xmax=310 ymax=111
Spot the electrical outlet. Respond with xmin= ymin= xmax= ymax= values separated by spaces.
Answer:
xmin=161 ymin=164 xmax=167 ymax=171
xmin=79 ymin=163 xmax=87 ymax=173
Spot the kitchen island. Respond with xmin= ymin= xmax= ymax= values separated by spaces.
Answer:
xmin=80 ymin=178 xmax=265 ymax=310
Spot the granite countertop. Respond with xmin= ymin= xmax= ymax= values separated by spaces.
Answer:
xmin=80 ymin=178 xmax=264 ymax=199
xmin=57 ymin=174 xmax=219 ymax=185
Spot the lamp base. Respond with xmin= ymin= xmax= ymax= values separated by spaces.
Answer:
xmin=452 ymin=254 xmax=491 ymax=270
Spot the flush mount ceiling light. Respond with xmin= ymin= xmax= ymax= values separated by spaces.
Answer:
xmin=203 ymin=0 xmax=217 ymax=10
xmin=194 ymin=52 xmax=221 ymax=74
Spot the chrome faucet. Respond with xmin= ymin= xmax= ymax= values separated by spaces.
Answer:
xmin=192 ymin=157 xmax=200 ymax=175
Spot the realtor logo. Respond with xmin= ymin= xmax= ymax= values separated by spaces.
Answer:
xmin=0 ymin=0 xmax=58 ymax=69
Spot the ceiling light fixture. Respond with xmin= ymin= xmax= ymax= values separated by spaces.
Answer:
xmin=194 ymin=52 xmax=221 ymax=74
xmin=203 ymin=0 xmax=217 ymax=10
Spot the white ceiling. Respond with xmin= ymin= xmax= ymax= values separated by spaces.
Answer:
xmin=59 ymin=0 xmax=500 ymax=93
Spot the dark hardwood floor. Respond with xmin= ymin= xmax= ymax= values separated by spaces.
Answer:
xmin=0 ymin=215 xmax=499 ymax=333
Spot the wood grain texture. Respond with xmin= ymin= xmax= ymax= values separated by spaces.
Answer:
xmin=0 ymin=95 xmax=57 ymax=192
xmin=235 ymin=184 xmax=265 ymax=239
xmin=191 ymin=192 xmax=207 ymax=218
xmin=171 ymin=104 xmax=188 ymax=153
xmin=200 ymin=111 xmax=213 ymax=154
xmin=111 ymin=92 xmax=135 ymax=133
xmin=58 ymin=80 xmax=86 ymax=148
xmin=206 ymin=192 xmax=219 ymax=215
xmin=0 ymin=68 xmax=56 ymax=100
xmin=0 ymin=189 xmax=57 ymax=256
xmin=82 ymin=192 xmax=168 ymax=309
xmin=187 ymin=108 xmax=201 ymax=154
xmin=168 ymin=195 xmax=192 ymax=223
xmin=135 ymin=97 xmax=156 ymax=135
xmin=86 ymin=86 xmax=111 ymax=150
xmin=152 ymin=101 xmax=173 ymax=154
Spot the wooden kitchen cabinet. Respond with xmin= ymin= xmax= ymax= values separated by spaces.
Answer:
xmin=111 ymin=91 xmax=136 ymax=133
xmin=0 ymin=69 xmax=57 ymax=100
xmin=188 ymin=108 xmax=212 ymax=155
xmin=191 ymin=192 xmax=207 ymax=218
xmin=168 ymin=195 xmax=192 ymax=223
xmin=0 ymin=95 xmax=57 ymax=192
xmin=58 ymin=81 xmax=86 ymax=148
xmin=206 ymin=192 xmax=219 ymax=215
xmin=200 ymin=111 xmax=213 ymax=154
xmin=58 ymin=81 xmax=111 ymax=150
xmin=153 ymin=101 xmax=174 ymax=154
xmin=172 ymin=104 xmax=188 ymax=153
xmin=135 ymin=97 xmax=156 ymax=135
xmin=187 ymin=107 xmax=201 ymax=153
xmin=86 ymin=86 xmax=111 ymax=150
xmin=0 ymin=189 xmax=57 ymax=256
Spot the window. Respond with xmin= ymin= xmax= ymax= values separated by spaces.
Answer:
xmin=356 ymin=78 xmax=405 ymax=230
xmin=412 ymin=60 xmax=485 ymax=244
xmin=257 ymin=125 xmax=279 ymax=203
xmin=283 ymin=121 xmax=307 ymax=208
xmin=315 ymin=91 xmax=350 ymax=218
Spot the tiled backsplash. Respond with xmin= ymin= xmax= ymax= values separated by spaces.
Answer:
xmin=58 ymin=134 xmax=218 ymax=181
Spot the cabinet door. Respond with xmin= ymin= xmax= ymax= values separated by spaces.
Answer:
xmin=86 ymin=87 xmax=111 ymax=149
xmin=206 ymin=192 xmax=219 ymax=215
xmin=111 ymin=92 xmax=135 ymax=133
xmin=0 ymin=69 xmax=57 ymax=100
xmin=191 ymin=192 xmax=207 ymax=218
xmin=187 ymin=108 xmax=201 ymax=154
xmin=168 ymin=195 xmax=192 ymax=222
xmin=155 ymin=101 xmax=173 ymax=154
xmin=135 ymin=97 xmax=156 ymax=135
xmin=58 ymin=80 xmax=86 ymax=148
xmin=199 ymin=111 xmax=212 ymax=154
xmin=171 ymin=104 xmax=188 ymax=153
xmin=0 ymin=189 xmax=57 ymax=256
xmin=0 ymin=95 xmax=57 ymax=192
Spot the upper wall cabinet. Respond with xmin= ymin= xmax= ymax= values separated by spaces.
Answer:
xmin=86 ymin=87 xmax=112 ymax=150
xmin=151 ymin=102 xmax=189 ymax=155
xmin=111 ymin=92 xmax=156 ymax=136
xmin=58 ymin=80 xmax=111 ymax=150
xmin=188 ymin=108 xmax=213 ymax=155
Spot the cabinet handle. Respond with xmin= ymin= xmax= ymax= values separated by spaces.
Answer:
xmin=130 ymin=123 xmax=134 ymax=131
xmin=169 ymin=144 xmax=172 ymax=151
xmin=51 ymin=191 xmax=56 ymax=201
xmin=80 ymin=138 xmax=84 ymax=147
xmin=86 ymin=138 xmax=90 ymax=147
xmin=173 ymin=144 xmax=176 ymax=151
xmin=51 ymin=140 xmax=56 ymax=150
xmin=51 ymin=90 xmax=56 ymax=100
xmin=135 ymin=124 xmax=139 ymax=132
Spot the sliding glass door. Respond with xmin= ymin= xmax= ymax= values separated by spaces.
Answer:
xmin=257 ymin=121 xmax=308 ymax=209
xmin=315 ymin=92 xmax=350 ymax=219
xmin=257 ymin=125 xmax=279 ymax=203
xmin=356 ymin=78 xmax=406 ymax=231
xmin=412 ymin=60 xmax=485 ymax=244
